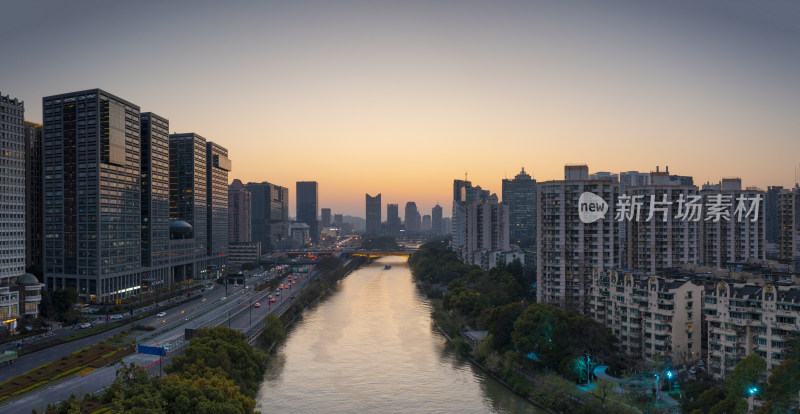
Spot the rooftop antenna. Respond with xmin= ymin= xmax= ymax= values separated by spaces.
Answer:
xmin=465 ymin=170 xmax=468 ymax=182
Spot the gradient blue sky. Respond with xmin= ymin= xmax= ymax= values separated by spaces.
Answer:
xmin=2 ymin=0 xmax=798 ymax=217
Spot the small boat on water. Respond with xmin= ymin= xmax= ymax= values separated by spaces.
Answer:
xmin=384 ymin=264 xmax=392 ymax=270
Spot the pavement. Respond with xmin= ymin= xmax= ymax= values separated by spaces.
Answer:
xmin=594 ymin=365 xmax=680 ymax=408
xmin=0 ymin=267 xmax=316 ymax=413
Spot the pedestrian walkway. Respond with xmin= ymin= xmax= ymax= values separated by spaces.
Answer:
xmin=593 ymin=365 xmax=679 ymax=408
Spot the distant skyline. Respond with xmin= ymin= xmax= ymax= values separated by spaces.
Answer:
xmin=2 ymin=0 xmax=799 ymax=217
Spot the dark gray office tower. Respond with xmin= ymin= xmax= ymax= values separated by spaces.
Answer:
xmin=43 ymin=89 xmax=142 ymax=302
xmin=321 ymin=208 xmax=332 ymax=228
xmin=334 ymin=214 xmax=344 ymax=229
xmin=387 ymin=204 xmax=400 ymax=225
xmin=296 ymin=181 xmax=319 ymax=242
xmin=766 ymin=186 xmax=784 ymax=245
xmin=25 ymin=121 xmax=43 ymax=273
xmin=405 ymin=202 xmax=420 ymax=233
xmin=206 ymin=142 xmax=231 ymax=258
xmin=169 ymin=133 xmax=208 ymax=259
xmin=422 ymin=215 xmax=432 ymax=232
xmin=366 ymin=194 xmax=381 ymax=235
xmin=431 ymin=204 xmax=443 ymax=235
xmin=502 ymin=167 xmax=537 ymax=248
xmin=247 ymin=181 xmax=289 ymax=250
xmin=140 ymin=113 xmax=170 ymax=271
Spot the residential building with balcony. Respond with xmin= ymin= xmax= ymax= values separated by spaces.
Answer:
xmin=537 ymin=165 xmax=621 ymax=314
xmin=705 ymin=281 xmax=800 ymax=380
xmin=626 ymin=168 xmax=700 ymax=275
xmin=777 ymin=186 xmax=800 ymax=261
xmin=589 ymin=269 xmax=702 ymax=364
xmin=700 ymin=178 xmax=766 ymax=268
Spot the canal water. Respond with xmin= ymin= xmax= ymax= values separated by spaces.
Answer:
xmin=256 ymin=256 xmax=545 ymax=414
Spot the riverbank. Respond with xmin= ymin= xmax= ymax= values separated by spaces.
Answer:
xmin=408 ymin=242 xmax=645 ymax=414
xmin=432 ymin=322 xmax=558 ymax=414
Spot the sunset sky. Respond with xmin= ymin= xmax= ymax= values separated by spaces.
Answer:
xmin=2 ymin=0 xmax=799 ymax=217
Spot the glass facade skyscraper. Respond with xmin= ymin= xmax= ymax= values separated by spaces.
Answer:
xmin=43 ymin=89 xmax=142 ymax=301
xmin=206 ymin=142 xmax=231 ymax=257
xmin=296 ymin=181 xmax=319 ymax=242
xmin=169 ymin=133 xmax=207 ymax=259
xmin=140 ymin=113 xmax=170 ymax=269
xmin=502 ymin=167 xmax=536 ymax=248
xmin=431 ymin=204 xmax=443 ymax=235
xmin=365 ymin=193 xmax=381 ymax=235
xmin=24 ymin=121 xmax=43 ymax=274
xmin=247 ymin=181 xmax=289 ymax=250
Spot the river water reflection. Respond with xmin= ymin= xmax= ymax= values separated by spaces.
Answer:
xmin=256 ymin=256 xmax=545 ymax=414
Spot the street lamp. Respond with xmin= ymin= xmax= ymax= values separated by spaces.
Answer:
xmin=654 ymin=374 xmax=660 ymax=401
xmin=584 ymin=351 xmax=591 ymax=386
xmin=748 ymin=386 xmax=758 ymax=412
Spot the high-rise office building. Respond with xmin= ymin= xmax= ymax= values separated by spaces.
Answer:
xmin=502 ymin=167 xmax=536 ymax=248
xmin=365 ymin=194 xmax=381 ymax=235
xmin=140 ymin=113 xmax=170 ymax=272
xmin=778 ymin=186 xmax=800 ymax=260
xmin=431 ymin=204 xmax=443 ymax=235
xmin=321 ymin=208 xmax=332 ymax=228
xmin=246 ymin=181 xmax=289 ymax=250
xmin=1 ymin=93 xmax=26 ymax=284
xmin=206 ymin=142 xmax=230 ymax=257
xmin=404 ymin=202 xmax=420 ymax=233
xmin=43 ymin=89 xmax=143 ymax=301
xmin=766 ymin=186 xmax=784 ymax=245
xmin=700 ymin=178 xmax=766 ymax=268
xmin=442 ymin=217 xmax=451 ymax=236
xmin=537 ymin=165 xmax=621 ymax=314
xmin=228 ymin=179 xmax=252 ymax=243
xmin=387 ymin=204 xmax=400 ymax=224
xmin=24 ymin=121 xmax=43 ymax=273
xmin=296 ymin=181 xmax=319 ymax=242
xmin=170 ymin=133 xmax=208 ymax=260
xmin=334 ymin=214 xmax=344 ymax=229
xmin=422 ymin=215 xmax=432 ymax=232
xmin=626 ymin=169 xmax=700 ymax=274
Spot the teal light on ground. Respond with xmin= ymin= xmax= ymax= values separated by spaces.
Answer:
xmin=525 ymin=352 xmax=541 ymax=362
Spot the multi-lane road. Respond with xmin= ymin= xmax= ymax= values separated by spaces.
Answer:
xmin=0 ymin=266 xmax=316 ymax=413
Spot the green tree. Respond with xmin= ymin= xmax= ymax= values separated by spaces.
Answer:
xmin=724 ymin=354 xmax=767 ymax=399
xmin=259 ymin=314 xmax=287 ymax=349
xmin=160 ymin=362 xmax=255 ymax=414
xmin=104 ymin=362 xmax=165 ymax=413
xmin=763 ymin=337 xmax=800 ymax=413
xmin=166 ymin=326 xmax=267 ymax=398
xmin=708 ymin=397 xmax=748 ymax=414
xmin=511 ymin=303 xmax=570 ymax=370
xmin=592 ymin=379 xmax=617 ymax=408
xmin=686 ymin=386 xmax=726 ymax=414
xmin=486 ymin=303 xmax=523 ymax=352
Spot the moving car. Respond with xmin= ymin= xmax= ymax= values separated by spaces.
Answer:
xmin=254 ymin=303 xmax=261 ymax=308
xmin=156 ymin=312 xmax=166 ymax=317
